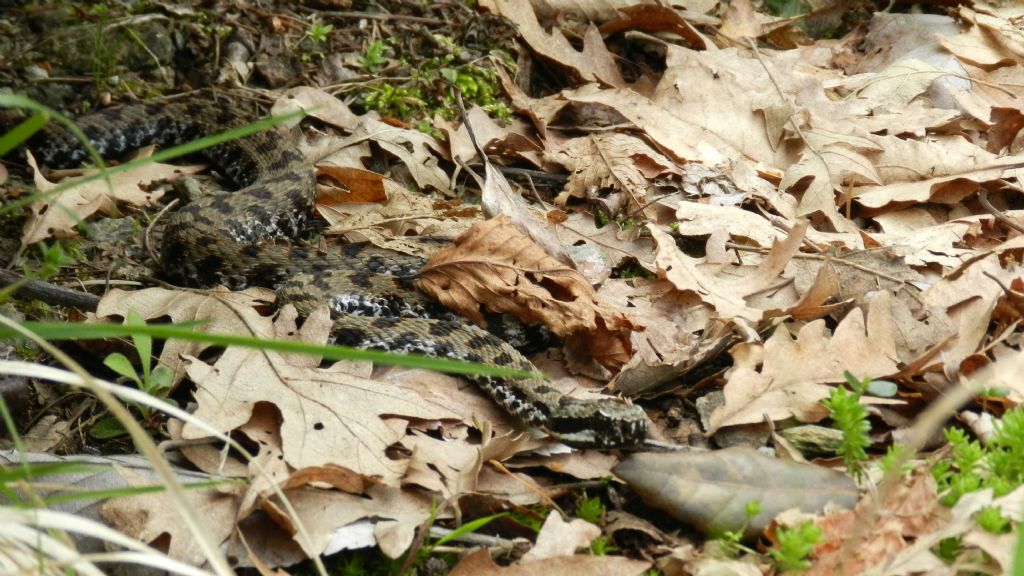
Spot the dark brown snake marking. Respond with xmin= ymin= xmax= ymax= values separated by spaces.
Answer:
xmin=25 ymin=100 xmax=648 ymax=448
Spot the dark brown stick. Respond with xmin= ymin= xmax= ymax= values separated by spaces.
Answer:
xmin=0 ymin=269 xmax=100 ymax=311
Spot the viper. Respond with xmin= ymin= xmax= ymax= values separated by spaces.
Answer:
xmin=21 ymin=98 xmax=648 ymax=449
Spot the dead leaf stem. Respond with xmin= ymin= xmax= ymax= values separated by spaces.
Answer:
xmin=145 ymin=197 xmax=178 ymax=264
xmin=978 ymin=191 xmax=1024 ymax=234
xmin=488 ymin=459 xmax=564 ymax=513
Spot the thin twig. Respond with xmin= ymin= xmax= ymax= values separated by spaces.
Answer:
xmin=145 ymin=198 xmax=178 ymax=265
xmin=978 ymin=190 xmax=1024 ymax=234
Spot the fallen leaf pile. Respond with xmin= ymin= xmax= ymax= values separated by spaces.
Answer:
xmin=14 ymin=0 xmax=1024 ymax=573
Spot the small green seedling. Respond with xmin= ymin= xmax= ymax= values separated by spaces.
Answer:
xmin=306 ymin=22 xmax=333 ymax=45
xmin=92 ymin=310 xmax=174 ymax=439
xmin=768 ymin=520 xmax=823 ymax=571
xmin=358 ymin=40 xmax=388 ymax=73
xmin=821 ymin=371 xmax=873 ymax=479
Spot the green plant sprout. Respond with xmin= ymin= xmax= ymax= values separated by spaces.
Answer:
xmin=768 ymin=520 xmax=823 ymax=571
xmin=305 ymin=21 xmax=333 ymax=45
xmin=576 ymin=494 xmax=606 ymax=525
xmin=821 ymin=371 xmax=874 ymax=479
xmin=91 ymin=310 xmax=174 ymax=439
xmin=932 ymin=408 xmax=1024 ymax=506
xmin=358 ymin=40 xmax=389 ymax=73
xmin=714 ymin=500 xmax=761 ymax=558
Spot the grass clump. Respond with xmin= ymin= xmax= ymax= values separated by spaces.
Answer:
xmin=932 ymin=408 xmax=1024 ymax=507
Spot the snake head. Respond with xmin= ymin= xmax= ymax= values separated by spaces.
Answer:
xmin=546 ymin=401 xmax=648 ymax=449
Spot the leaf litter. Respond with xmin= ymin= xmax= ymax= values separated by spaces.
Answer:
xmin=15 ymin=0 xmax=1024 ymax=572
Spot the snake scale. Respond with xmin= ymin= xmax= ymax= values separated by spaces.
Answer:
xmin=25 ymin=99 xmax=648 ymax=448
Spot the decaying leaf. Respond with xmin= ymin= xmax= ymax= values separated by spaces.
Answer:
xmin=417 ymin=215 xmax=640 ymax=368
xmin=546 ymin=132 xmax=676 ymax=205
xmin=808 ymin=472 xmax=948 ymax=576
xmin=521 ymin=512 xmax=600 ymax=562
xmin=95 ymin=287 xmax=278 ymax=386
xmin=179 ymin=305 xmax=458 ymax=484
xmin=490 ymin=0 xmax=625 ymax=88
xmin=21 ymin=151 xmax=203 ymax=245
xmin=708 ymin=303 xmax=900 ymax=433
xmin=100 ymin=465 xmax=242 ymax=565
xmin=95 ymin=288 xmax=459 ymax=485
xmin=613 ymin=447 xmax=858 ymax=537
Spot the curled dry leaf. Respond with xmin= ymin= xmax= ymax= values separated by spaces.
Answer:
xmin=21 ymin=150 xmax=204 ymax=245
xmin=490 ymin=0 xmax=626 ymax=88
xmin=545 ymin=132 xmax=676 ymax=205
xmin=613 ymin=447 xmax=858 ymax=538
xmin=522 ymin=512 xmax=601 ymax=562
xmin=416 ymin=215 xmax=640 ymax=369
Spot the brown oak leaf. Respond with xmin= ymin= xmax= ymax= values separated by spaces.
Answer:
xmin=416 ymin=215 xmax=640 ymax=369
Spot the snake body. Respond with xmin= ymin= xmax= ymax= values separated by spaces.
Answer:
xmin=26 ymin=100 xmax=648 ymax=449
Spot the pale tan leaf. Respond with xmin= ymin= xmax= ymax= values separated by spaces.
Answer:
xmin=719 ymin=0 xmax=761 ymax=40
xmin=100 ymin=465 xmax=242 ymax=565
xmin=436 ymin=105 xmax=543 ymax=165
xmin=522 ymin=513 xmax=601 ymax=563
xmin=546 ymin=132 xmax=675 ymax=204
xmin=779 ymin=142 xmax=879 ymax=230
xmin=477 ymin=148 xmax=573 ymax=265
xmin=855 ymin=135 xmax=1024 ymax=208
xmin=348 ymin=117 xmax=450 ymax=192
xmin=271 ymin=86 xmax=358 ymax=130
xmin=400 ymin=431 xmax=484 ymax=498
xmin=672 ymin=201 xmax=784 ymax=248
xmin=98 ymin=287 xmax=457 ymax=484
xmin=94 ymin=287 xmax=278 ymax=386
xmin=179 ymin=306 xmax=457 ymax=484
xmin=843 ymin=59 xmax=948 ymax=114
xmin=282 ymin=483 xmax=433 ymax=559
xmin=490 ymin=0 xmax=625 ymax=88
xmin=21 ymin=151 xmax=203 ymax=245
xmin=709 ymin=303 xmax=900 ymax=433
xmin=649 ymin=224 xmax=763 ymax=322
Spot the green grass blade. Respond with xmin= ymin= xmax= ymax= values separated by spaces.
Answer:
xmin=0 ymin=111 xmax=49 ymax=157
xmin=0 ymin=321 xmax=541 ymax=379
xmin=433 ymin=513 xmax=506 ymax=547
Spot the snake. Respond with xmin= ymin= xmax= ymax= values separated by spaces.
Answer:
xmin=22 ymin=99 xmax=648 ymax=449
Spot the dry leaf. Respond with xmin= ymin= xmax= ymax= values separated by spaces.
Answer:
xmin=179 ymin=306 xmax=457 ymax=484
xmin=614 ymin=447 xmax=858 ymax=538
xmin=490 ymin=0 xmax=625 ymax=88
xmin=417 ymin=215 xmax=639 ymax=369
xmin=315 ymin=165 xmax=389 ymax=204
xmin=521 ymin=513 xmax=601 ymax=562
xmin=100 ymin=465 xmax=242 ymax=565
xmin=708 ymin=303 xmax=900 ymax=433
xmin=546 ymin=132 xmax=675 ymax=205
xmin=95 ymin=287 xmax=278 ymax=386
xmin=809 ymin=472 xmax=947 ymax=575
xmin=21 ymin=151 xmax=203 ymax=245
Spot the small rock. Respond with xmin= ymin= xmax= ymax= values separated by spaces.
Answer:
xmin=23 ymin=65 xmax=48 ymax=81
xmin=255 ymin=51 xmax=304 ymax=88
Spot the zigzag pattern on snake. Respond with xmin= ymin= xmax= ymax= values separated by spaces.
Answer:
xmin=24 ymin=99 xmax=648 ymax=449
